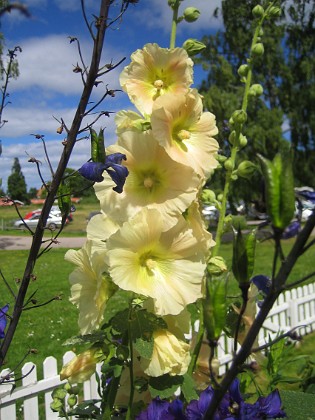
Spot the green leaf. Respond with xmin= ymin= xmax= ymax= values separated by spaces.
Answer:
xmin=181 ymin=373 xmax=199 ymax=402
xmin=134 ymin=337 xmax=154 ymax=358
xmin=280 ymin=390 xmax=315 ymax=418
xmin=149 ymin=375 xmax=183 ymax=399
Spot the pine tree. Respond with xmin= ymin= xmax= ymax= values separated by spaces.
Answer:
xmin=7 ymin=157 xmax=28 ymax=202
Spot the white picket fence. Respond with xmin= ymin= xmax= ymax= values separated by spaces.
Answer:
xmin=1 ymin=283 xmax=315 ymax=419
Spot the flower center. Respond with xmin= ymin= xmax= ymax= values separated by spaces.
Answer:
xmin=177 ymin=129 xmax=191 ymax=141
xmin=145 ymin=258 xmax=157 ymax=271
xmin=154 ymin=79 xmax=164 ymax=90
xmin=143 ymin=176 xmax=154 ymax=189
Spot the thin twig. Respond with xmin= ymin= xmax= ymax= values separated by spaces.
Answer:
xmin=251 ymin=326 xmax=303 ymax=352
xmin=283 ymin=271 xmax=315 ymax=290
xmin=0 ymin=269 xmax=16 ymax=300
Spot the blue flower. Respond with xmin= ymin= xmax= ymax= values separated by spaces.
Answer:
xmin=0 ymin=304 xmax=9 ymax=339
xmin=251 ymin=275 xmax=271 ymax=296
xmin=137 ymin=397 xmax=185 ymax=420
xmin=185 ymin=379 xmax=286 ymax=419
xmin=78 ymin=153 xmax=129 ymax=193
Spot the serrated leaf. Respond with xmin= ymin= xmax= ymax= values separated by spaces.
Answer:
xmin=134 ymin=337 xmax=154 ymax=359
xmin=181 ymin=373 xmax=198 ymax=402
xmin=130 ymin=309 xmax=167 ymax=342
xmin=149 ymin=374 xmax=183 ymax=399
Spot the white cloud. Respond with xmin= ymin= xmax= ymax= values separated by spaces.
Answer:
xmin=9 ymin=35 xmax=123 ymax=95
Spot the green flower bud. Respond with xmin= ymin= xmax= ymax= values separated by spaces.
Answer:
xmin=251 ymin=43 xmax=264 ymax=56
xmin=231 ymin=109 xmax=247 ymax=125
xmin=231 ymin=173 xmax=238 ymax=181
xmin=182 ymin=39 xmax=206 ymax=56
xmin=183 ymin=7 xmax=200 ymax=22
xmin=201 ymin=188 xmax=216 ymax=204
xmin=258 ymin=28 xmax=264 ymax=36
xmin=252 ymin=5 xmax=264 ymax=18
xmin=50 ymin=397 xmax=63 ymax=412
xmin=268 ymin=6 xmax=281 ymax=17
xmin=203 ymin=278 xmax=227 ymax=342
xmin=168 ymin=0 xmax=177 ymax=7
xmin=217 ymin=193 xmax=223 ymax=202
xmin=224 ymin=158 xmax=234 ymax=171
xmin=228 ymin=130 xmax=237 ymax=145
xmin=216 ymin=154 xmax=227 ymax=164
xmin=238 ymin=64 xmax=249 ymax=78
xmin=236 ymin=161 xmax=257 ymax=180
xmin=239 ymin=134 xmax=248 ymax=148
xmin=248 ymin=83 xmax=264 ymax=97
xmin=232 ymin=228 xmax=256 ymax=286
xmin=207 ymin=256 xmax=228 ymax=276
xmin=52 ymin=388 xmax=67 ymax=400
xmin=64 ymin=382 xmax=72 ymax=392
xmin=67 ymin=394 xmax=78 ymax=408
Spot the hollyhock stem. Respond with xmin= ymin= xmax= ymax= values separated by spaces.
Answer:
xmin=169 ymin=0 xmax=180 ymax=48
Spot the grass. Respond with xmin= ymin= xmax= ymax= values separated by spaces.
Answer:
xmin=0 ymin=195 xmax=100 ymax=236
xmin=1 ymin=233 xmax=314 ymax=380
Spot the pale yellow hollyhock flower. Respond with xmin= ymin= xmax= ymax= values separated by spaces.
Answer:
xmin=140 ymin=329 xmax=191 ymax=377
xmin=65 ymin=240 xmax=116 ymax=335
xmin=60 ymin=347 xmax=103 ymax=383
xmin=106 ymin=208 xmax=206 ymax=316
xmin=120 ymin=43 xmax=193 ymax=115
xmin=86 ymin=210 xmax=120 ymax=242
xmin=94 ymin=130 xmax=200 ymax=231
xmin=151 ymin=89 xmax=219 ymax=177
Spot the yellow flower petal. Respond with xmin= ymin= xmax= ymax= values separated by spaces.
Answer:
xmin=120 ymin=43 xmax=193 ymax=115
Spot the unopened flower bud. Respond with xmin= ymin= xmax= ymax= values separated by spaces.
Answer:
xmin=224 ymin=158 xmax=234 ymax=172
xmin=238 ymin=64 xmax=249 ymax=78
xmin=52 ymin=388 xmax=67 ymax=400
xmin=201 ymin=188 xmax=216 ymax=204
xmin=251 ymin=43 xmax=264 ymax=57
xmin=168 ymin=0 xmax=177 ymax=7
xmin=56 ymin=126 xmax=63 ymax=134
xmin=207 ymin=256 xmax=228 ymax=276
xmin=51 ymin=398 xmax=63 ymax=412
xmin=228 ymin=130 xmax=237 ymax=145
xmin=183 ymin=7 xmax=200 ymax=22
xmin=231 ymin=173 xmax=238 ymax=181
xmin=268 ymin=6 xmax=281 ymax=17
xmin=252 ymin=5 xmax=264 ymax=18
xmin=249 ymin=83 xmax=264 ymax=97
xmin=67 ymin=394 xmax=77 ymax=408
xmin=239 ymin=134 xmax=248 ymax=148
xmin=231 ymin=109 xmax=247 ymax=125
xmin=216 ymin=154 xmax=227 ymax=164
xmin=237 ymin=161 xmax=257 ymax=179
xmin=183 ymin=39 xmax=206 ymax=56
xmin=60 ymin=347 xmax=103 ymax=384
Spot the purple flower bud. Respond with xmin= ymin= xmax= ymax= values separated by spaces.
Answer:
xmin=251 ymin=274 xmax=271 ymax=295
xmin=137 ymin=397 xmax=185 ymax=420
xmin=281 ymin=220 xmax=300 ymax=239
xmin=0 ymin=304 xmax=9 ymax=339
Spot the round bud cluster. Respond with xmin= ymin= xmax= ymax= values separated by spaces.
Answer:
xmin=252 ymin=5 xmax=264 ymax=18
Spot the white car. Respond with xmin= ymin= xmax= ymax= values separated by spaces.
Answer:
xmin=14 ymin=212 xmax=63 ymax=230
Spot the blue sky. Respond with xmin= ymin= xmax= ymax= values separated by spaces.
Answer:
xmin=0 ymin=0 xmax=223 ymax=191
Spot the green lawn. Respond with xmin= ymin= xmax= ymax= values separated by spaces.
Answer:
xmin=0 ymin=195 xmax=100 ymax=235
xmin=0 ymin=231 xmax=314 ymax=385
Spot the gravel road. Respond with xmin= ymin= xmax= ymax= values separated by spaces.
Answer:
xmin=0 ymin=235 xmax=86 ymax=250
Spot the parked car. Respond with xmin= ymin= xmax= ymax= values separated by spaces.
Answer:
xmin=14 ymin=212 xmax=64 ymax=231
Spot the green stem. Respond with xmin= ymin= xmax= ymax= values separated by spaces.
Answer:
xmin=126 ymin=308 xmax=135 ymax=420
xmin=187 ymin=304 xmax=204 ymax=376
xmin=169 ymin=0 xmax=180 ymax=48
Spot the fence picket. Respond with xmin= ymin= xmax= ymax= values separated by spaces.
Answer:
xmin=0 ymin=283 xmax=314 ymax=419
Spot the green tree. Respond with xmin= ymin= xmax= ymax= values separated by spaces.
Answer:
xmin=7 ymin=157 xmax=28 ymax=202
xmin=198 ymin=0 xmax=315 ymax=203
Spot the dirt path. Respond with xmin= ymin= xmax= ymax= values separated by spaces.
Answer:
xmin=0 ymin=235 xmax=86 ymax=250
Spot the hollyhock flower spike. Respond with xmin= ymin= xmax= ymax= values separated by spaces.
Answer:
xmin=120 ymin=43 xmax=194 ymax=115
xmin=78 ymin=153 xmax=129 ymax=193
xmin=0 ymin=304 xmax=9 ymax=339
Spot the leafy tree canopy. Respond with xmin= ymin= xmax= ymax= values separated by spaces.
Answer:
xmin=7 ymin=157 xmax=28 ymax=202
